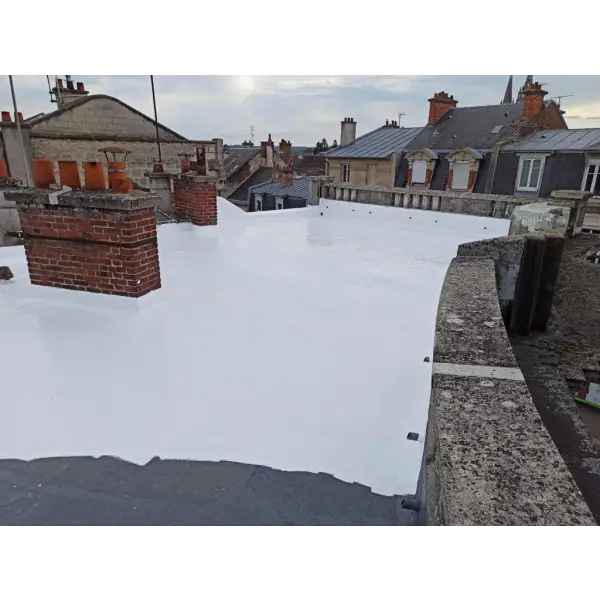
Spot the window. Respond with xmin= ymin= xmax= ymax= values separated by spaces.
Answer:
xmin=582 ymin=161 xmax=600 ymax=195
xmin=411 ymin=160 xmax=427 ymax=184
xmin=490 ymin=125 xmax=503 ymax=134
xmin=276 ymin=197 xmax=283 ymax=210
xmin=341 ymin=164 xmax=350 ymax=183
xmin=517 ymin=156 xmax=545 ymax=191
xmin=451 ymin=162 xmax=470 ymax=190
xmin=254 ymin=194 xmax=262 ymax=211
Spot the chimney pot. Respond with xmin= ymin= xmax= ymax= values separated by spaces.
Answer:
xmin=427 ymin=91 xmax=458 ymax=126
xmin=76 ymin=82 xmax=85 ymax=92
xmin=17 ymin=112 xmax=23 ymax=123
xmin=66 ymin=79 xmax=74 ymax=91
xmin=57 ymin=78 xmax=63 ymax=89
xmin=1 ymin=111 xmax=11 ymax=123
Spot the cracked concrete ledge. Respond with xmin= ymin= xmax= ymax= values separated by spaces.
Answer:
xmin=425 ymin=255 xmax=595 ymax=525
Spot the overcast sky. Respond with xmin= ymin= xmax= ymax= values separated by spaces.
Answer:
xmin=2 ymin=75 xmax=599 ymax=147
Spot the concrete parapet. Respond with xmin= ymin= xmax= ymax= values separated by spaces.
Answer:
xmin=425 ymin=255 xmax=595 ymax=525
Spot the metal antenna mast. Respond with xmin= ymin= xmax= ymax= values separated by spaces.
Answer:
xmin=555 ymin=94 xmax=574 ymax=108
xmin=8 ymin=75 xmax=31 ymax=186
xmin=250 ymin=125 xmax=255 ymax=145
xmin=397 ymin=111 xmax=406 ymax=126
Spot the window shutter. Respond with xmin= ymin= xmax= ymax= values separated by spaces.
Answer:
xmin=412 ymin=160 xmax=427 ymax=184
xmin=451 ymin=162 xmax=470 ymax=190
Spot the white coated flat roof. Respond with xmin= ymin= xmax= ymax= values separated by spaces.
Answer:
xmin=0 ymin=198 xmax=508 ymax=496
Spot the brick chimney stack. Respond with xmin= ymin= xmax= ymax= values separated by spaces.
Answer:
xmin=279 ymin=139 xmax=292 ymax=164
xmin=9 ymin=186 xmax=161 ymax=298
xmin=54 ymin=76 xmax=89 ymax=108
xmin=277 ymin=163 xmax=293 ymax=188
xmin=340 ymin=117 xmax=357 ymax=147
xmin=260 ymin=134 xmax=275 ymax=168
xmin=522 ymin=81 xmax=548 ymax=121
xmin=427 ymin=92 xmax=458 ymax=125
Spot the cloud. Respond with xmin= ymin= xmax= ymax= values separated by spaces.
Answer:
xmin=1 ymin=75 xmax=600 ymax=146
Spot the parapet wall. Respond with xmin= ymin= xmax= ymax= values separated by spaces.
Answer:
xmin=425 ymin=253 xmax=595 ymax=525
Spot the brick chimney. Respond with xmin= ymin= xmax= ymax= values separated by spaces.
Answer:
xmin=522 ymin=81 xmax=548 ymax=121
xmin=340 ymin=117 xmax=356 ymax=147
xmin=427 ymin=92 xmax=458 ymax=125
xmin=54 ymin=76 xmax=89 ymax=108
xmin=260 ymin=134 xmax=275 ymax=168
xmin=279 ymin=139 xmax=292 ymax=163
xmin=9 ymin=186 xmax=161 ymax=298
xmin=277 ymin=163 xmax=293 ymax=188
xmin=173 ymin=173 xmax=218 ymax=226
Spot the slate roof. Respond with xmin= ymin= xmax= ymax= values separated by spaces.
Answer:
xmin=406 ymin=103 xmax=524 ymax=152
xmin=502 ymin=128 xmax=600 ymax=152
xmin=0 ymin=456 xmax=413 ymax=525
xmin=228 ymin=167 xmax=274 ymax=204
xmin=322 ymin=126 xmax=423 ymax=158
xmin=223 ymin=147 xmax=260 ymax=178
xmin=248 ymin=177 xmax=309 ymax=204
xmin=293 ymin=154 xmax=326 ymax=175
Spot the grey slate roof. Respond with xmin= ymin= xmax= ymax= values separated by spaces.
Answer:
xmin=248 ymin=177 xmax=310 ymax=203
xmin=223 ymin=147 xmax=261 ymax=178
xmin=502 ymin=128 xmax=600 ymax=152
xmin=322 ymin=126 xmax=423 ymax=158
xmin=0 ymin=456 xmax=415 ymax=525
xmin=228 ymin=167 xmax=274 ymax=204
xmin=407 ymin=103 xmax=524 ymax=152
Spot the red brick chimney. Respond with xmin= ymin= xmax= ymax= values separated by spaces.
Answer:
xmin=260 ymin=134 xmax=275 ymax=168
xmin=9 ymin=187 xmax=161 ymax=298
xmin=521 ymin=81 xmax=548 ymax=121
xmin=427 ymin=92 xmax=458 ymax=125
xmin=173 ymin=174 xmax=218 ymax=226
xmin=279 ymin=139 xmax=292 ymax=163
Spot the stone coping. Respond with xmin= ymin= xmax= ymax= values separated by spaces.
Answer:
xmin=425 ymin=255 xmax=595 ymax=525
xmin=5 ymin=188 xmax=158 ymax=212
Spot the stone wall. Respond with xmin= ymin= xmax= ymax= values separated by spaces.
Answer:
xmin=326 ymin=157 xmax=394 ymax=187
xmin=30 ymin=138 xmax=218 ymax=190
xmin=321 ymin=182 xmax=535 ymax=219
xmin=29 ymin=96 xmax=182 ymax=141
xmin=425 ymin=253 xmax=595 ymax=525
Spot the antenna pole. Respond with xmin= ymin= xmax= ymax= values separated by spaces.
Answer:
xmin=250 ymin=125 xmax=255 ymax=145
xmin=150 ymin=75 xmax=162 ymax=163
xmin=8 ymin=75 xmax=31 ymax=187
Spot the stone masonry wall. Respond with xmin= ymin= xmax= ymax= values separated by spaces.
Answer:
xmin=29 ymin=97 xmax=183 ymax=140
xmin=31 ymin=138 xmax=218 ymax=190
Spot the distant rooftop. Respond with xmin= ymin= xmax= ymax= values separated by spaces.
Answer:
xmin=502 ymin=128 xmax=600 ymax=152
xmin=248 ymin=176 xmax=309 ymax=202
xmin=322 ymin=126 xmax=423 ymax=159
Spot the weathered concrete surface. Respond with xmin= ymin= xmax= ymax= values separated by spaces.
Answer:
xmin=457 ymin=234 xmax=525 ymax=322
xmin=0 ymin=457 xmax=416 ymax=526
xmin=509 ymin=202 xmax=568 ymax=235
xmin=426 ymin=256 xmax=595 ymax=525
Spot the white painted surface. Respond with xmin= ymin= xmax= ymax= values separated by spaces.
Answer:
xmin=0 ymin=197 xmax=508 ymax=496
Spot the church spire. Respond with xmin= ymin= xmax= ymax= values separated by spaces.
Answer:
xmin=502 ymin=75 xmax=513 ymax=104
xmin=516 ymin=76 xmax=534 ymax=102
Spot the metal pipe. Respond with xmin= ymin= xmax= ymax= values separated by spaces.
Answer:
xmin=8 ymin=75 xmax=31 ymax=187
xmin=150 ymin=75 xmax=162 ymax=163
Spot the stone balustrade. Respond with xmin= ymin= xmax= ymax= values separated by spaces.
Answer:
xmin=321 ymin=182 xmax=538 ymax=219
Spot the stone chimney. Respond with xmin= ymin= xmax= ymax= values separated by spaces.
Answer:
xmin=260 ymin=134 xmax=275 ymax=168
xmin=279 ymin=139 xmax=292 ymax=163
xmin=54 ymin=76 xmax=90 ymax=108
xmin=9 ymin=186 xmax=161 ymax=298
xmin=277 ymin=163 xmax=293 ymax=188
xmin=427 ymin=92 xmax=458 ymax=125
xmin=340 ymin=117 xmax=357 ymax=147
xmin=522 ymin=81 xmax=548 ymax=122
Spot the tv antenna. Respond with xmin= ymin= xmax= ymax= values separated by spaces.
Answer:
xmin=555 ymin=94 xmax=574 ymax=108
xmin=397 ymin=111 xmax=406 ymax=126
xmin=249 ymin=125 xmax=255 ymax=144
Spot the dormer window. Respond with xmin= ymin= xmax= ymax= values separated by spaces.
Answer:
xmin=515 ymin=154 xmax=548 ymax=192
xmin=582 ymin=159 xmax=600 ymax=195
xmin=405 ymin=148 xmax=438 ymax=189
xmin=446 ymin=148 xmax=483 ymax=193
xmin=411 ymin=160 xmax=427 ymax=184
